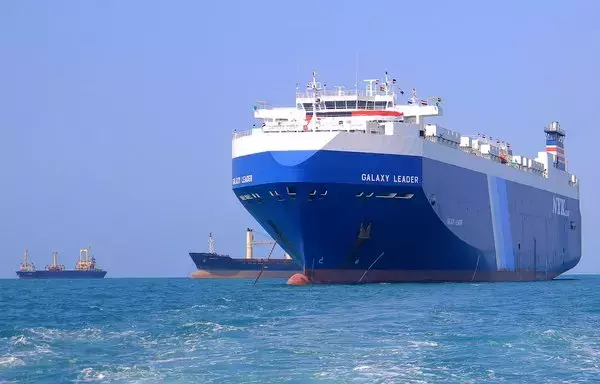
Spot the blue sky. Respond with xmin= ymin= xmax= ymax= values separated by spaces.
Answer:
xmin=0 ymin=0 xmax=598 ymax=277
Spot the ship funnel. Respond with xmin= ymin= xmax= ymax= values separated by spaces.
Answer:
xmin=544 ymin=120 xmax=566 ymax=171
xmin=246 ymin=228 xmax=254 ymax=259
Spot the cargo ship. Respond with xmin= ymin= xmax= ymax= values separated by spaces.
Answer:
xmin=16 ymin=247 xmax=107 ymax=279
xmin=189 ymin=228 xmax=302 ymax=278
xmin=230 ymin=70 xmax=582 ymax=284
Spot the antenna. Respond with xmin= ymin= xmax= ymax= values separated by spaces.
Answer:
xmin=382 ymin=70 xmax=392 ymax=95
xmin=364 ymin=79 xmax=378 ymax=97
xmin=295 ymin=61 xmax=300 ymax=94
xmin=355 ymin=51 xmax=359 ymax=93
xmin=408 ymin=88 xmax=418 ymax=105
xmin=310 ymin=70 xmax=321 ymax=130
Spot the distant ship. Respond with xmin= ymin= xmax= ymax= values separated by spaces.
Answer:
xmin=189 ymin=228 xmax=302 ymax=279
xmin=16 ymin=247 xmax=107 ymax=279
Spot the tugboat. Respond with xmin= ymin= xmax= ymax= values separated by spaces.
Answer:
xmin=16 ymin=246 xmax=107 ymax=279
xmin=189 ymin=228 xmax=302 ymax=279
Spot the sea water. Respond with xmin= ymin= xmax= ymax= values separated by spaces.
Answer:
xmin=1 ymin=276 xmax=599 ymax=383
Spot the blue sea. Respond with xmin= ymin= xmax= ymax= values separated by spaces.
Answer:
xmin=1 ymin=276 xmax=599 ymax=383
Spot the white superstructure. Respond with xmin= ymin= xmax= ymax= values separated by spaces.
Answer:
xmin=232 ymin=71 xmax=579 ymax=199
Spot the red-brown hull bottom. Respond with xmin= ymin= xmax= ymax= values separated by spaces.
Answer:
xmin=304 ymin=269 xmax=562 ymax=284
xmin=190 ymin=269 xmax=298 ymax=279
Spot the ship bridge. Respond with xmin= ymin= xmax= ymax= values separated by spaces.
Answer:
xmin=251 ymin=71 xmax=443 ymax=133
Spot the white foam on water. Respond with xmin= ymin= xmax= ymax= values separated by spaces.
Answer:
xmin=408 ymin=341 xmax=440 ymax=348
xmin=9 ymin=335 xmax=29 ymax=347
xmin=0 ymin=356 xmax=25 ymax=368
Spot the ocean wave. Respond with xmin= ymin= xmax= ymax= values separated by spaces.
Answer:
xmin=1 ymin=276 xmax=600 ymax=382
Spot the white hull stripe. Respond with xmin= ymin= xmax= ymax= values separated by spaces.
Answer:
xmin=232 ymin=131 xmax=578 ymax=199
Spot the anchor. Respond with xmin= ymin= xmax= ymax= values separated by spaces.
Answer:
xmin=357 ymin=222 xmax=372 ymax=240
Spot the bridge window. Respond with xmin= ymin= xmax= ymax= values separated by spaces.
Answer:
xmin=374 ymin=101 xmax=386 ymax=109
xmin=324 ymin=101 xmax=335 ymax=109
xmin=335 ymin=101 xmax=347 ymax=109
xmin=357 ymin=100 xmax=367 ymax=109
xmin=302 ymin=103 xmax=319 ymax=111
xmin=347 ymin=101 xmax=357 ymax=109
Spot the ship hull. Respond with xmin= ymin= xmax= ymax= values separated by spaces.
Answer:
xmin=16 ymin=270 xmax=107 ymax=279
xmin=231 ymin=143 xmax=582 ymax=284
xmin=189 ymin=252 xmax=301 ymax=279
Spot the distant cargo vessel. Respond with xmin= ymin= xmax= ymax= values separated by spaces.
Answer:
xmin=231 ymin=70 xmax=582 ymax=284
xmin=189 ymin=228 xmax=302 ymax=279
xmin=16 ymin=247 xmax=107 ymax=279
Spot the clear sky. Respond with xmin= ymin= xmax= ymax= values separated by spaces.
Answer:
xmin=0 ymin=0 xmax=598 ymax=278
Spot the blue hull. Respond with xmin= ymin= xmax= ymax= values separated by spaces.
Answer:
xmin=232 ymin=150 xmax=582 ymax=283
xmin=16 ymin=270 xmax=107 ymax=279
xmin=190 ymin=252 xmax=301 ymax=271
xmin=189 ymin=252 xmax=301 ymax=279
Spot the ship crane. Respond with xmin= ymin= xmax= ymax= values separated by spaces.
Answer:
xmin=245 ymin=228 xmax=291 ymax=260
xmin=46 ymin=251 xmax=65 ymax=272
xmin=20 ymin=249 xmax=35 ymax=272
xmin=75 ymin=245 xmax=97 ymax=271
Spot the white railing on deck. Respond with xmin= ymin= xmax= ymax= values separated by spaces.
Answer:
xmin=295 ymin=89 xmax=395 ymax=99
xmin=232 ymin=125 xmax=379 ymax=139
xmin=265 ymin=122 xmax=302 ymax=130
xmin=232 ymin=130 xmax=253 ymax=139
